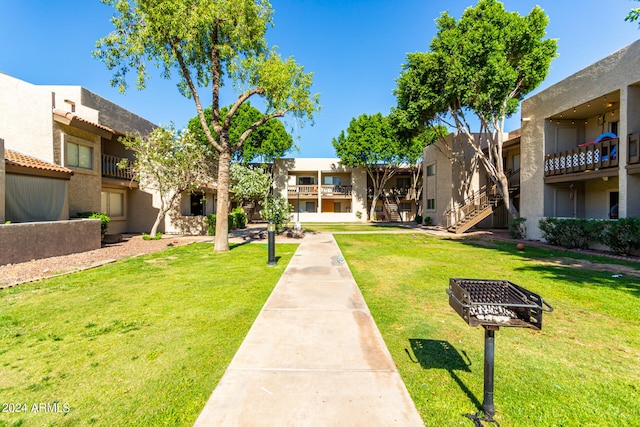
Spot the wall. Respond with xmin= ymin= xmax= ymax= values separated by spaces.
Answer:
xmin=0 ymin=219 xmax=101 ymax=265
xmin=0 ymin=138 xmax=4 ymax=223
xmin=0 ymin=73 xmax=55 ymax=162
xmin=521 ymin=40 xmax=640 ymax=240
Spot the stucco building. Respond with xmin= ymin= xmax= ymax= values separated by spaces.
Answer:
xmin=520 ymin=39 xmax=640 ymax=240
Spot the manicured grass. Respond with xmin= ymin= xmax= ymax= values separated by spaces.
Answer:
xmin=301 ymin=222 xmax=411 ymax=233
xmin=335 ymin=234 xmax=640 ymax=427
xmin=0 ymin=243 xmax=296 ymax=427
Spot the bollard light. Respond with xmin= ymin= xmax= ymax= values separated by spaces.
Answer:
xmin=267 ymin=221 xmax=276 ymax=266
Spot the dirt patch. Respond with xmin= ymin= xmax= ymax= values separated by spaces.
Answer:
xmin=530 ymin=257 xmax=640 ymax=278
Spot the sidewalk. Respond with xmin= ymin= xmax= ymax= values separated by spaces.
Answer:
xmin=194 ymin=232 xmax=424 ymax=426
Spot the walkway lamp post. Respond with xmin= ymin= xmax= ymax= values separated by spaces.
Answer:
xmin=267 ymin=221 xmax=276 ymax=266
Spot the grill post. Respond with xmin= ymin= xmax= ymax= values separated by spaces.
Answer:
xmin=483 ymin=326 xmax=497 ymax=421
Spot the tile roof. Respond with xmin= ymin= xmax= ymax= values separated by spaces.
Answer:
xmin=5 ymin=149 xmax=73 ymax=176
xmin=52 ymin=108 xmax=115 ymax=136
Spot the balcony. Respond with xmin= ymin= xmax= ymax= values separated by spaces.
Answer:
xmin=287 ymin=184 xmax=353 ymax=198
xmin=544 ymin=138 xmax=618 ymax=181
xmin=102 ymin=154 xmax=134 ymax=180
xmin=367 ymin=187 xmax=415 ymax=199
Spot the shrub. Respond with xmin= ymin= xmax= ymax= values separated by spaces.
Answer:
xmin=415 ymin=215 xmax=423 ymax=225
xmin=423 ymin=216 xmax=432 ymax=226
xmin=600 ymin=217 xmax=640 ymax=255
xmin=508 ymin=217 xmax=527 ymax=239
xmin=77 ymin=211 xmax=110 ymax=237
xmin=260 ymin=194 xmax=293 ymax=233
xmin=539 ymin=217 xmax=606 ymax=249
xmin=142 ymin=232 xmax=163 ymax=240
xmin=205 ymin=214 xmax=216 ymax=236
xmin=231 ymin=207 xmax=247 ymax=229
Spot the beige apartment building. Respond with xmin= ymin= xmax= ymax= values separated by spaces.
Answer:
xmin=520 ymin=39 xmax=640 ymax=240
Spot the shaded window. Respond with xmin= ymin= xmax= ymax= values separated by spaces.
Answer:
xmin=190 ymin=191 xmax=205 ymax=216
xmin=427 ymin=199 xmax=435 ymax=210
xmin=67 ymin=142 xmax=93 ymax=169
xmin=298 ymin=176 xmax=315 ymax=185
xmin=324 ymin=176 xmax=341 ymax=185
xmin=101 ymin=191 xmax=124 ymax=217
xmin=610 ymin=192 xmax=619 ymax=219
xmin=426 ymin=164 xmax=435 ymax=176
xmin=396 ymin=177 xmax=411 ymax=188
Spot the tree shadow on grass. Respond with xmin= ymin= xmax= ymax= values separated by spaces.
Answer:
xmin=454 ymin=238 xmax=640 ymax=298
xmin=407 ymin=338 xmax=482 ymax=412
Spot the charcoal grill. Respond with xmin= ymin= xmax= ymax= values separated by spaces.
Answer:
xmin=446 ymin=278 xmax=553 ymax=425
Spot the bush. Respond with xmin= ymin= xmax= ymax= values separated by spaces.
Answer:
xmin=77 ymin=211 xmax=110 ymax=237
xmin=539 ymin=217 xmax=606 ymax=249
xmin=415 ymin=215 xmax=423 ymax=225
xmin=231 ymin=207 xmax=247 ymax=229
xmin=260 ymin=194 xmax=293 ymax=233
xmin=205 ymin=214 xmax=216 ymax=236
xmin=142 ymin=232 xmax=163 ymax=240
xmin=508 ymin=217 xmax=527 ymax=239
xmin=423 ymin=216 xmax=432 ymax=226
xmin=600 ymin=217 xmax=640 ymax=255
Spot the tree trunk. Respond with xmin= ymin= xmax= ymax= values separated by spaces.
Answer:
xmin=497 ymin=172 xmax=519 ymax=219
xmin=369 ymin=193 xmax=379 ymax=222
xmin=214 ymin=150 xmax=232 ymax=252
xmin=149 ymin=205 xmax=165 ymax=237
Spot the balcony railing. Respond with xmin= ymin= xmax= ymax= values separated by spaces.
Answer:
xmin=102 ymin=154 xmax=134 ymax=180
xmin=367 ymin=187 xmax=415 ymax=199
xmin=288 ymin=184 xmax=352 ymax=197
xmin=544 ymin=138 xmax=618 ymax=177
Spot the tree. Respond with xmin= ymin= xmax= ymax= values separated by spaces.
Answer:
xmin=332 ymin=113 xmax=402 ymax=221
xmin=188 ymin=102 xmax=294 ymax=164
xmin=119 ymin=126 xmax=216 ymax=236
xmin=95 ymin=0 xmax=319 ymax=252
xmin=260 ymin=194 xmax=293 ymax=232
xmin=626 ymin=0 xmax=640 ymax=24
xmin=230 ymin=163 xmax=272 ymax=222
xmin=394 ymin=0 xmax=557 ymax=219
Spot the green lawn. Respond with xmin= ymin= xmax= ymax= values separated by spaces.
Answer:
xmin=301 ymin=222 xmax=411 ymax=233
xmin=335 ymin=234 xmax=640 ymax=427
xmin=0 ymin=243 xmax=296 ymax=427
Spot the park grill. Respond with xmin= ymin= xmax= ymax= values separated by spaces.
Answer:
xmin=446 ymin=278 xmax=553 ymax=425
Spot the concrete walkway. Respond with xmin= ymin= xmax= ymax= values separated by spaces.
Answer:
xmin=194 ymin=232 xmax=424 ymax=426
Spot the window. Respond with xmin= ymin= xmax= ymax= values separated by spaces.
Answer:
xmin=427 ymin=199 xmax=435 ymax=210
xmin=298 ymin=176 xmax=315 ymax=185
xmin=67 ymin=141 xmax=93 ymax=169
xmin=305 ymin=201 xmax=315 ymax=212
xmin=426 ymin=164 xmax=436 ymax=176
xmin=400 ymin=202 xmax=412 ymax=211
xmin=334 ymin=202 xmax=341 ymax=212
xmin=512 ymin=154 xmax=521 ymax=172
xmin=610 ymin=121 xmax=619 ymax=136
xmin=610 ymin=191 xmax=619 ymax=219
xmin=396 ymin=177 xmax=411 ymax=188
xmin=324 ymin=176 xmax=341 ymax=185
xmin=190 ymin=191 xmax=205 ymax=216
xmin=101 ymin=191 xmax=124 ymax=217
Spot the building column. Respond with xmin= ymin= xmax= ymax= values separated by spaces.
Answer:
xmin=317 ymin=169 xmax=322 ymax=213
xmin=623 ymin=85 xmax=640 ymax=217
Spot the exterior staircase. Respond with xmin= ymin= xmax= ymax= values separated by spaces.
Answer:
xmin=383 ymin=194 xmax=402 ymax=222
xmin=446 ymin=171 xmax=520 ymax=234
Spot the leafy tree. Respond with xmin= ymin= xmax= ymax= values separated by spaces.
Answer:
xmin=260 ymin=194 xmax=293 ymax=233
xmin=188 ymin=102 xmax=294 ymax=164
xmin=230 ymin=163 xmax=272 ymax=222
xmin=332 ymin=113 xmax=401 ymax=221
xmin=119 ymin=126 xmax=216 ymax=236
xmin=95 ymin=0 xmax=319 ymax=252
xmin=626 ymin=0 xmax=640 ymax=24
xmin=394 ymin=0 xmax=557 ymax=219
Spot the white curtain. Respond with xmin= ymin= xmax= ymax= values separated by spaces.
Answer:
xmin=5 ymin=174 xmax=68 ymax=222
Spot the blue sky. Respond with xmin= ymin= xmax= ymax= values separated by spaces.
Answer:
xmin=1 ymin=0 xmax=639 ymax=158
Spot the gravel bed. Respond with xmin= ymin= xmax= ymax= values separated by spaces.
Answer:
xmin=0 ymin=234 xmax=213 ymax=289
